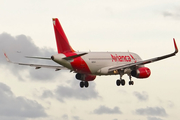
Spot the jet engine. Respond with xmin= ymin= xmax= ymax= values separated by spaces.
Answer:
xmin=131 ymin=67 xmax=151 ymax=78
xmin=75 ymin=73 xmax=96 ymax=81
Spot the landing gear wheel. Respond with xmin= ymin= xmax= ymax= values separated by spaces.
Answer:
xmin=84 ymin=81 xmax=89 ymax=88
xmin=131 ymin=81 xmax=134 ymax=85
xmin=116 ymin=79 xmax=121 ymax=86
xmin=121 ymin=79 xmax=125 ymax=86
xmin=129 ymin=81 xmax=134 ymax=85
xmin=80 ymin=81 xmax=84 ymax=88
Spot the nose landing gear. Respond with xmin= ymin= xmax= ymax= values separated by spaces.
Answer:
xmin=129 ymin=81 xmax=134 ymax=85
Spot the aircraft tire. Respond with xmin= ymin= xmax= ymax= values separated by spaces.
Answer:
xmin=129 ymin=81 xmax=134 ymax=85
xmin=131 ymin=81 xmax=134 ymax=85
xmin=84 ymin=81 xmax=89 ymax=88
xmin=116 ymin=79 xmax=121 ymax=86
xmin=121 ymin=79 xmax=125 ymax=86
xmin=80 ymin=81 xmax=84 ymax=88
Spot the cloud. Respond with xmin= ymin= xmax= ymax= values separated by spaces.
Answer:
xmin=55 ymin=82 xmax=99 ymax=102
xmin=41 ymin=89 xmax=54 ymax=98
xmin=162 ymin=8 xmax=180 ymax=19
xmin=147 ymin=116 xmax=163 ymax=120
xmin=93 ymin=105 xmax=122 ymax=114
xmin=0 ymin=116 xmax=25 ymax=120
xmin=61 ymin=114 xmax=82 ymax=120
xmin=135 ymin=107 xmax=167 ymax=117
xmin=0 ymin=33 xmax=59 ymax=81
xmin=162 ymin=11 xmax=173 ymax=17
xmin=133 ymin=91 xmax=148 ymax=101
xmin=61 ymin=114 xmax=68 ymax=120
xmin=41 ymin=79 xmax=100 ymax=102
xmin=72 ymin=116 xmax=81 ymax=120
xmin=0 ymin=82 xmax=47 ymax=119
xmin=167 ymin=100 xmax=174 ymax=108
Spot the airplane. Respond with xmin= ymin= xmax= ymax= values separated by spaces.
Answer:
xmin=4 ymin=18 xmax=178 ymax=88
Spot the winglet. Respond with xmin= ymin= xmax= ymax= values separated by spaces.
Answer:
xmin=173 ymin=38 xmax=178 ymax=54
xmin=3 ymin=52 xmax=11 ymax=63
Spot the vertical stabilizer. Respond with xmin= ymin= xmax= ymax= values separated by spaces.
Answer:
xmin=53 ymin=18 xmax=75 ymax=53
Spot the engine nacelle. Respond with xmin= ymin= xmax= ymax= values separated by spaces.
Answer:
xmin=131 ymin=67 xmax=151 ymax=78
xmin=75 ymin=73 xmax=96 ymax=81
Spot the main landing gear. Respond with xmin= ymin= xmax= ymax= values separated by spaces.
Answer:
xmin=116 ymin=79 xmax=134 ymax=86
xmin=116 ymin=79 xmax=125 ymax=86
xmin=116 ymin=70 xmax=134 ymax=86
xmin=80 ymin=81 xmax=89 ymax=88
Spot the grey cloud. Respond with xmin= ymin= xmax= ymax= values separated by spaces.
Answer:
xmin=61 ymin=114 xmax=82 ymax=120
xmin=133 ymin=91 xmax=148 ymax=101
xmin=28 ymin=68 xmax=60 ymax=81
xmin=0 ymin=116 xmax=26 ymax=120
xmin=55 ymin=80 xmax=99 ymax=102
xmin=167 ymin=100 xmax=174 ymax=108
xmin=147 ymin=116 xmax=163 ymax=120
xmin=0 ymin=82 xmax=47 ymax=119
xmin=41 ymin=79 xmax=100 ymax=102
xmin=55 ymin=84 xmax=99 ymax=102
xmin=41 ymin=90 xmax=54 ymax=98
xmin=162 ymin=11 xmax=173 ymax=17
xmin=0 ymin=32 xmax=59 ymax=81
xmin=62 ymin=114 xmax=68 ymax=120
xmin=72 ymin=116 xmax=81 ymax=120
xmin=93 ymin=105 xmax=122 ymax=114
xmin=135 ymin=107 xmax=167 ymax=117
xmin=0 ymin=33 xmax=55 ymax=59
xmin=162 ymin=9 xmax=180 ymax=18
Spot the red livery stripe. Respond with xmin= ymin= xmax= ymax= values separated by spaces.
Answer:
xmin=64 ymin=53 xmax=92 ymax=74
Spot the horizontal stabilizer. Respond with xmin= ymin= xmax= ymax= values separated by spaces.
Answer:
xmin=3 ymin=52 xmax=68 ymax=70
xmin=63 ymin=53 xmax=88 ymax=60
xmin=25 ymin=56 xmax=51 ymax=60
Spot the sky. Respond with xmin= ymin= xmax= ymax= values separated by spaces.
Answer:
xmin=0 ymin=0 xmax=180 ymax=120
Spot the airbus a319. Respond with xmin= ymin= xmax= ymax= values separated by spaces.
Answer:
xmin=4 ymin=18 xmax=178 ymax=88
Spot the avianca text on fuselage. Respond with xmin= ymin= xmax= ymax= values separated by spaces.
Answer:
xmin=111 ymin=54 xmax=135 ymax=62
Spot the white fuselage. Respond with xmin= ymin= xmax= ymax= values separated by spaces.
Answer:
xmin=52 ymin=52 xmax=142 ymax=75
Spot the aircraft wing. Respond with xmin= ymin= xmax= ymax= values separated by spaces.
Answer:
xmin=4 ymin=53 xmax=68 ymax=71
xmin=109 ymin=38 xmax=178 ymax=72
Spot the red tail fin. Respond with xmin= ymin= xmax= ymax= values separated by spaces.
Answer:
xmin=53 ymin=18 xmax=75 ymax=53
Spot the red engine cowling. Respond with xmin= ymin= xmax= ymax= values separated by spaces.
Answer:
xmin=75 ymin=73 xmax=96 ymax=81
xmin=131 ymin=67 xmax=151 ymax=78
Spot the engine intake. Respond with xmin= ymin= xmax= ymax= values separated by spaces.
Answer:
xmin=75 ymin=73 xmax=96 ymax=81
xmin=131 ymin=67 xmax=151 ymax=78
